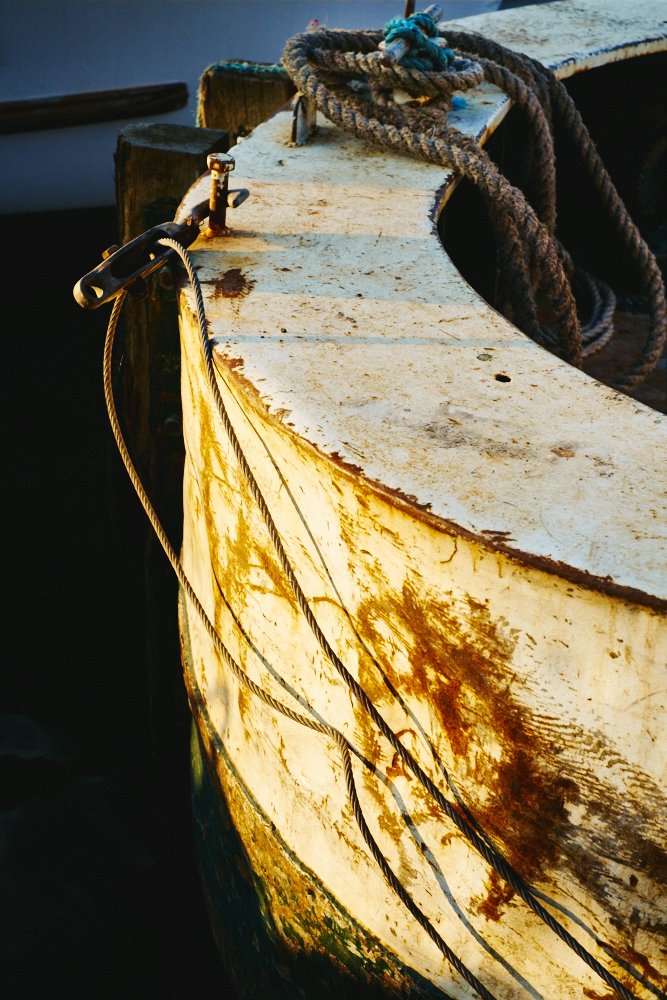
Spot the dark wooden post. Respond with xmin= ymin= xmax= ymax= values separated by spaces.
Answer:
xmin=114 ymin=123 xmax=228 ymax=787
xmin=197 ymin=62 xmax=295 ymax=143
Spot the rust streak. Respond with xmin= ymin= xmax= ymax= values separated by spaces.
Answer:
xmin=474 ymin=868 xmax=517 ymax=923
xmin=353 ymin=579 xmax=666 ymax=931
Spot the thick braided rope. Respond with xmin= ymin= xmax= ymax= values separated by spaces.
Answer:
xmin=283 ymin=28 xmax=582 ymax=366
xmin=160 ymin=240 xmax=637 ymax=999
xmin=326 ymin=50 xmax=481 ymax=97
xmin=575 ymin=270 xmax=617 ymax=357
xmin=475 ymin=56 xmax=556 ymax=232
xmin=446 ymin=29 xmax=666 ymax=390
xmin=550 ymin=79 xmax=666 ymax=387
xmin=284 ymin=25 xmax=666 ymax=390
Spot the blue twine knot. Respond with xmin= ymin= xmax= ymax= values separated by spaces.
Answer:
xmin=383 ymin=12 xmax=455 ymax=71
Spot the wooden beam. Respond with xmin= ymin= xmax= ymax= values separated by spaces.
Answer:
xmin=198 ymin=62 xmax=295 ymax=143
xmin=115 ymin=122 xmax=228 ymax=783
xmin=0 ymin=82 xmax=188 ymax=135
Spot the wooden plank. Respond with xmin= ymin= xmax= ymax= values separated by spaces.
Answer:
xmin=197 ymin=62 xmax=295 ymax=143
xmin=0 ymin=83 xmax=188 ymax=135
xmin=115 ymin=122 xmax=228 ymax=780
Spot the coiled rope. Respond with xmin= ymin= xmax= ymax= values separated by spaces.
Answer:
xmin=281 ymin=16 xmax=666 ymax=390
xmin=102 ymin=233 xmax=643 ymax=999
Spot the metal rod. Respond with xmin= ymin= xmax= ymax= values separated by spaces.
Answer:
xmin=207 ymin=152 xmax=235 ymax=231
xmin=381 ymin=3 xmax=443 ymax=64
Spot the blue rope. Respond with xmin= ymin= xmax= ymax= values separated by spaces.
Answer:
xmin=383 ymin=11 xmax=455 ymax=71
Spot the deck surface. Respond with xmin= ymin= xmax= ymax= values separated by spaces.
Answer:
xmin=178 ymin=0 xmax=667 ymax=605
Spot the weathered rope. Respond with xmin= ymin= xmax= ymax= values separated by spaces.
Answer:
xmin=447 ymin=27 xmax=666 ymax=386
xmin=155 ymin=237 xmax=636 ymax=999
xmin=281 ymin=18 xmax=666 ymax=390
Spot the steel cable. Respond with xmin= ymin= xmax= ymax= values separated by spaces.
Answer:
xmin=103 ymin=280 xmax=494 ymax=1000
xmin=158 ymin=237 xmax=639 ymax=1000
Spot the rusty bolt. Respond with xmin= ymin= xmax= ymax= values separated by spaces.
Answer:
xmin=207 ymin=152 xmax=235 ymax=232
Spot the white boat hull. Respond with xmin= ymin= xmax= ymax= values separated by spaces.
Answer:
xmin=175 ymin=2 xmax=667 ymax=995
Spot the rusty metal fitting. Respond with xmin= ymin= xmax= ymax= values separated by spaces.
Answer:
xmin=291 ymin=94 xmax=317 ymax=146
xmin=207 ymin=152 xmax=235 ymax=232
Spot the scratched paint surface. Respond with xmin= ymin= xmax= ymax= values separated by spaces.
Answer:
xmin=179 ymin=318 xmax=666 ymax=994
xmin=176 ymin=2 xmax=667 ymax=997
xmin=187 ymin=687 xmax=445 ymax=998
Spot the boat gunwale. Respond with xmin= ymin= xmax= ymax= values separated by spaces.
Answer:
xmin=176 ymin=307 xmax=667 ymax=615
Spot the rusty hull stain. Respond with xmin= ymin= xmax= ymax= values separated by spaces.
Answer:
xmin=473 ymin=868 xmax=517 ymax=924
xmin=353 ymin=579 xmax=667 ymax=940
xmin=355 ymin=584 xmax=572 ymax=881
xmin=612 ymin=944 xmax=666 ymax=991
xmin=182 ymin=300 xmax=666 ymax=986
xmin=198 ymin=403 xmax=298 ymax=613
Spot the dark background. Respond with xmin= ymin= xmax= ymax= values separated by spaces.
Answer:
xmin=1 ymin=208 xmax=232 ymax=998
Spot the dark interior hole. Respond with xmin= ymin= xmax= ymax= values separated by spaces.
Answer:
xmin=438 ymin=50 xmax=667 ymax=412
